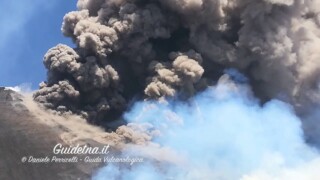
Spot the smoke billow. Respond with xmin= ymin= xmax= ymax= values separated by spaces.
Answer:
xmin=34 ymin=0 xmax=320 ymax=122
xmin=32 ymin=0 xmax=320 ymax=179
xmin=93 ymin=77 xmax=320 ymax=179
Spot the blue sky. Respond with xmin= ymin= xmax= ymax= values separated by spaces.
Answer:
xmin=0 ymin=1 xmax=76 ymax=89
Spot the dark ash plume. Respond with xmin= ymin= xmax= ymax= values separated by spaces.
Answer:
xmin=34 ymin=0 xmax=320 ymax=143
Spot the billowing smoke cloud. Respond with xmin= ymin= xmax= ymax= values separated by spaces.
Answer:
xmin=93 ymin=76 xmax=320 ymax=180
xmin=33 ymin=0 xmax=320 ymax=124
xmin=32 ymin=0 xmax=320 ymax=178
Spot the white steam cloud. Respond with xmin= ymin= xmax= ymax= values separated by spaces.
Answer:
xmin=5 ymin=83 xmax=33 ymax=93
xmin=94 ymin=74 xmax=320 ymax=179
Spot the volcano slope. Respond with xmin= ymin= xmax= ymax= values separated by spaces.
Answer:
xmin=0 ymin=87 xmax=106 ymax=180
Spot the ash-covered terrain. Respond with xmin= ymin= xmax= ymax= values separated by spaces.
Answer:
xmin=0 ymin=88 xmax=116 ymax=180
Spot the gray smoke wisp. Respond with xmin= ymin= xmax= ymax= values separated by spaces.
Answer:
xmin=32 ymin=0 xmax=320 ymax=179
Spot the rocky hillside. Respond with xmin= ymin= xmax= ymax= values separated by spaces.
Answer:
xmin=0 ymin=88 xmax=99 ymax=180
